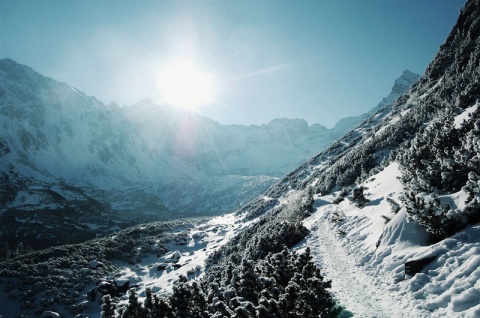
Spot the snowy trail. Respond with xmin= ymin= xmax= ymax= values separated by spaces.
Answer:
xmin=298 ymin=221 xmax=404 ymax=318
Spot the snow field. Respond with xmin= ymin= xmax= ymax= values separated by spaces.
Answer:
xmin=60 ymin=213 xmax=253 ymax=318
xmin=110 ymin=213 xmax=254 ymax=307
xmin=299 ymin=162 xmax=480 ymax=317
xmin=454 ymin=103 xmax=479 ymax=129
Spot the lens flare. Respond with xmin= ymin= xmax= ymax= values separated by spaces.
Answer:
xmin=157 ymin=59 xmax=217 ymax=110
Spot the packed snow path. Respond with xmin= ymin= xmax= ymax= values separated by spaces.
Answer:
xmin=298 ymin=221 xmax=405 ymax=318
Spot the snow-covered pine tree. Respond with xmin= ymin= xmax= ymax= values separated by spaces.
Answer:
xmin=104 ymin=248 xmax=338 ymax=317
xmin=101 ymin=294 xmax=116 ymax=318
xmin=121 ymin=289 xmax=148 ymax=318
xmin=352 ymin=186 xmax=369 ymax=207
xmin=170 ymin=282 xmax=194 ymax=317
xmin=237 ymin=258 xmax=261 ymax=303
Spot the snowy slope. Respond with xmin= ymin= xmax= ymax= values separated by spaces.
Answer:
xmin=0 ymin=58 xmax=419 ymax=253
xmin=331 ymin=70 xmax=419 ymax=140
xmin=5 ymin=1 xmax=480 ymax=317
xmin=112 ymin=213 xmax=255 ymax=297
xmin=293 ymin=162 xmax=480 ymax=317
xmin=0 ymin=212 xmax=257 ymax=318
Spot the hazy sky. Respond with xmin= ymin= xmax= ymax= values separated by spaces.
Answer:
xmin=0 ymin=0 xmax=464 ymax=127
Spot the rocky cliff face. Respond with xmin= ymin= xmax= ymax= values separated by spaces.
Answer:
xmin=330 ymin=69 xmax=419 ymax=139
xmin=256 ymin=0 xmax=480 ymax=212
xmin=1 ymin=3 xmax=479 ymax=317
xmin=0 ymin=58 xmax=418 ymax=250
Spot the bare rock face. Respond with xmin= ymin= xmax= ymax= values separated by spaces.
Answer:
xmin=391 ymin=70 xmax=420 ymax=96
xmin=331 ymin=69 xmax=419 ymax=140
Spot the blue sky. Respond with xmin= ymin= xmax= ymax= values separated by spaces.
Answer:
xmin=0 ymin=0 xmax=464 ymax=127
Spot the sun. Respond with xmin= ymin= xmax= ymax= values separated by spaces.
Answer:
xmin=156 ymin=59 xmax=217 ymax=110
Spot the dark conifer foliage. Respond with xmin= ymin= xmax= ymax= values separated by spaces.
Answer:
xmin=5 ymin=2 xmax=480 ymax=317
xmin=109 ymin=248 xmax=340 ymax=317
xmin=236 ymin=0 xmax=480 ymax=242
xmin=208 ymin=187 xmax=313 ymax=267
xmin=0 ymin=218 xmax=205 ymax=315
xmin=399 ymin=107 xmax=480 ymax=240
xmin=102 ymin=295 xmax=117 ymax=318
xmin=352 ymin=186 xmax=370 ymax=208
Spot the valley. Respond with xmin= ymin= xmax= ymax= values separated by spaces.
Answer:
xmin=2 ymin=1 xmax=480 ymax=317
xmin=0 ymin=58 xmax=418 ymax=256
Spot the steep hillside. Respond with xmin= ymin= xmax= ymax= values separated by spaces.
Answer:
xmin=0 ymin=59 xmax=416 ymax=254
xmin=330 ymin=69 xmax=419 ymax=140
xmin=1 ymin=1 xmax=478 ymax=316
xmin=209 ymin=1 xmax=480 ymax=316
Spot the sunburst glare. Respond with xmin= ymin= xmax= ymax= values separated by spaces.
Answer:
xmin=156 ymin=59 xmax=217 ymax=110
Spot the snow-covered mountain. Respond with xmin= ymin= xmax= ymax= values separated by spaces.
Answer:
xmin=0 ymin=1 xmax=476 ymax=317
xmin=200 ymin=3 xmax=480 ymax=316
xmin=331 ymin=69 xmax=420 ymax=139
xmin=207 ymin=2 xmax=480 ymax=316
xmin=0 ymin=58 xmax=417 ymax=251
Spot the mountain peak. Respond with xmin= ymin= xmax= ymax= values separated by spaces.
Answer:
xmin=331 ymin=69 xmax=419 ymax=136
xmin=401 ymin=69 xmax=419 ymax=78
xmin=0 ymin=57 xmax=17 ymax=65
xmin=391 ymin=69 xmax=420 ymax=95
xmin=0 ymin=57 xmax=23 ymax=67
xmin=0 ymin=58 xmax=52 ymax=91
xmin=268 ymin=118 xmax=308 ymax=127
xmin=0 ymin=58 xmax=33 ymax=73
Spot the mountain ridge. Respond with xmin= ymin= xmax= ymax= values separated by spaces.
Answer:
xmin=201 ymin=2 xmax=480 ymax=316
xmin=2 ymin=1 xmax=480 ymax=317
xmin=0 ymin=58 xmax=418 ymax=226
xmin=331 ymin=69 xmax=420 ymax=139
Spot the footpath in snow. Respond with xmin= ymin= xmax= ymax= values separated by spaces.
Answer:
xmin=297 ymin=220 xmax=402 ymax=318
xmin=297 ymin=162 xmax=480 ymax=318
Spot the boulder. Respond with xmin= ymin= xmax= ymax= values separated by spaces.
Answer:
xmin=167 ymin=250 xmax=182 ymax=263
xmin=176 ymin=238 xmax=187 ymax=245
xmin=156 ymin=263 xmax=168 ymax=270
xmin=88 ymin=260 xmax=105 ymax=269
xmin=97 ymin=281 xmax=118 ymax=296
xmin=115 ymin=279 xmax=130 ymax=294
xmin=405 ymin=256 xmax=437 ymax=276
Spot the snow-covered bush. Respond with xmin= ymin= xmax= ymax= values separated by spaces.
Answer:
xmin=206 ymin=216 xmax=309 ymax=267
xmin=0 ymin=218 xmax=203 ymax=316
xmin=386 ymin=197 xmax=401 ymax=214
xmin=399 ymin=108 xmax=480 ymax=240
xmin=111 ymin=248 xmax=340 ymax=317
xmin=101 ymin=294 xmax=116 ymax=318
xmin=352 ymin=186 xmax=370 ymax=208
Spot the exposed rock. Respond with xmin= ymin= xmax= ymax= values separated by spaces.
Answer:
xmin=88 ymin=260 xmax=104 ymax=269
xmin=96 ymin=281 xmax=117 ymax=297
xmin=156 ymin=263 xmax=168 ymax=270
xmin=167 ymin=251 xmax=182 ymax=263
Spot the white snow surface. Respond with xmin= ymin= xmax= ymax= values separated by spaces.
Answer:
xmin=114 ymin=213 xmax=252 ymax=298
xmin=455 ymin=103 xmax=479 ymax=128
xmin=2 ymin=161 xmax=480 ymax=317
xmin=84 ymin=213 xmax=255 ymax=316
xmin=296 ymin=162 xmax=480 ymax=317
xmin=87 ymin=161 xmax=480 ymax=318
